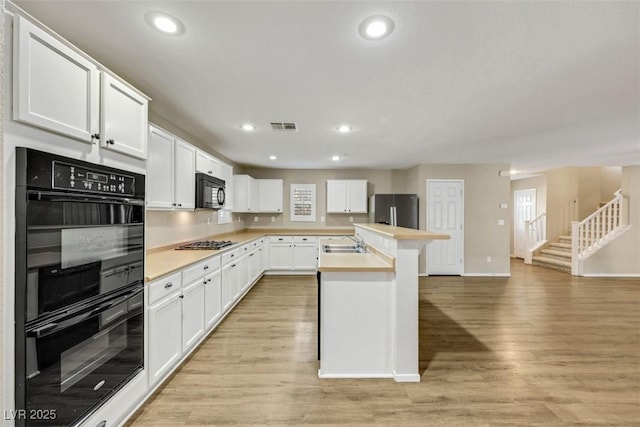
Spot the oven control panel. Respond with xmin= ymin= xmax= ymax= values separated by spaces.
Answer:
xmin=53 ymin=161 xmax=136 ymax=196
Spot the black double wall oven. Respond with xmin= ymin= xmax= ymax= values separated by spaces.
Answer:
xmin=15 ymin=148 xmax=145 ymax=426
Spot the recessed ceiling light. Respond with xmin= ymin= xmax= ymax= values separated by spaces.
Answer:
xmin=241 ymin=123 xmax=255 ymax=131
xmin=144 ymin=11 xmax=185 ymax=36
xmin=332 ymin=155 xmax=340 ymax=161
xmin=269 ymin=155 xmax=277 ymax=160
xmin=337 ymin=125 xmax=352 ymax=133
xmin=358 ymin=15 xmax=395 ymax=40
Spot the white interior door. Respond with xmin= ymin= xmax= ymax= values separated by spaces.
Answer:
xmin=514 ymin=189 xmax=536 ymax=258
xmin=427 ymin=180 xmax=464 ymax=275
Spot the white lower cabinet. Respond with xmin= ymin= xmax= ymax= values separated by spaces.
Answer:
xmin=268 ymin=236 xmax=318 ymax=271
xmin=147 ymin=279 xmax=182 ymax=387
xmin=221 ymin=260 xmax=239 ymax=312
xmin=181 ymin=279 xmax=205 ymax=352
xmin=204 ymin=269 xmax=222 ymax=330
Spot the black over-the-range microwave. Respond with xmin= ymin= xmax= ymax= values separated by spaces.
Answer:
xmin=195 ymin=173 xmax=226 ymax=209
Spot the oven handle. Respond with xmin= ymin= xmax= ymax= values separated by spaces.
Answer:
xmin=26 ymin=286 xmax=144 ymax=338
xmin=29 ymin=190 xmax=145 ymax=206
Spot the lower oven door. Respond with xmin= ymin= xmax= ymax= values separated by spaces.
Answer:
xmin=22 ymin=284 xmax=143 ymax=426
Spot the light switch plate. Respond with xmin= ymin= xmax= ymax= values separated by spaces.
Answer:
xmin=500 ymin=203 xmax=508 ymax=209
xmin=498 ymin=219 xmax=505 ymax=225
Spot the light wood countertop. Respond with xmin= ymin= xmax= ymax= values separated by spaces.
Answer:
xmin=354 ymin=223 xmax=450 ymax=240
xmin=317 ymin=238 xmax=395 ymax=273
xmin=145 ymin=228 xmax=354 ymax=282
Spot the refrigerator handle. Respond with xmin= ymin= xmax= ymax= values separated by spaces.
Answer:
xmin=389 ymin=206 xmax=394 ymax=226
xmin=391 ymin=206 xmax=397 ymax=226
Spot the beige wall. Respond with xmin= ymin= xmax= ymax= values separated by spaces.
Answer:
xmin=244 ymin=164 xmax=511 ymax=275
xmin=543 ymin=167 xmax=623 ymax=243
xmin=600 ymin=167 xmax=622 ymax=199
xmin=510 ymin=174 xmax=547 ymax=255
xmin=417 ymin=164 xmax=512 ymax=275
xmin=241 ymin=167 xmax=397 ymax=229
xmin=583 ymin=165 xmax=640 ymax=275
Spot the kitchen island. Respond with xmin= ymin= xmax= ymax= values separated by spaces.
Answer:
xmin=317 ymin=223 xmax=449 ymax=382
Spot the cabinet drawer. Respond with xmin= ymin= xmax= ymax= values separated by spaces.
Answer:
xmin=182 ymin=256 xmax=221 ymax=285
xmin=269 ymin=236 xmax=292 ymax=243
xmin=222 ymin=249 xmax=239 ymax=265
xmin=148 ymin=272 xmax=182 ymax=306
xmin=293 ymin=236 xmax=317 ymax=243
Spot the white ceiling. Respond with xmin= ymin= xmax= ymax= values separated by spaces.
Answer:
xmin=12 ymin=1 xmax=640 ymax=171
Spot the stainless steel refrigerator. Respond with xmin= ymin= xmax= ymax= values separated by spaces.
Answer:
xmin=369 ymin=194 xmax=419 ymax=229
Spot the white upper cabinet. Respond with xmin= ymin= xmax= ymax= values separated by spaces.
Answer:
xmin=13 ymin=15 xmax=99 ymax=143
xmin=196 ymin=150 xmax=220 ymax=178
xmin=326 ymin=179 xmax=368 ymax=213
xmin=233 ymin=175 xmax=258 ymax=213
xmin=258 ymin=179 xmax=284 ymax=213
xmin=100 ymin=74 xmax=149 ymax=159
xmin=173 ymin=139 xmax=196 ymax=209
xmin=13 ymin=14 xmax=149 ymax=159
xmin=146 ymin=124 xmax=195 ymax=210
xmin=146 ymin=125 xmax=175 ymax=209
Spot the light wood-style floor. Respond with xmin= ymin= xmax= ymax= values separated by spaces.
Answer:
xmin=127 ymin=261 xmax=640 ymax=426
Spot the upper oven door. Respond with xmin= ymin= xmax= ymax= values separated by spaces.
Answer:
xmin=23 ymin=191 xmax=144 ymax=322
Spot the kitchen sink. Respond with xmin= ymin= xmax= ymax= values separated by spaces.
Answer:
xmin=322 ymin=244 xmax=367 ymax=254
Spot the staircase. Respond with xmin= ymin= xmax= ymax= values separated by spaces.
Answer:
xmin=532 ymin=234 xmax=572 ymax=273
xmin=528 ymin=190 xmax=626 ymax=275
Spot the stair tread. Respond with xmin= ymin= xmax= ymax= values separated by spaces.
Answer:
xmin=540 ymin=249 xmax=572 ymax=258
xmin=559 ymin=235 xmax=572 ymax=240
xmin=549 ymin=242 xmax=571 ymax=249
xmin=532 ymin=256 xmax=572 ymax=267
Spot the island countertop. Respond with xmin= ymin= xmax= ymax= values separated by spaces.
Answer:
xmin=354 ymin=223 xmax=450 ymax=240
xmin=317 ymin=238 xmax=395 ymax=273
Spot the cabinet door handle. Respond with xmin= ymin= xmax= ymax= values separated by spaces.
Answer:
xmin=179 ymin=294 xmax=184 ymax=299
xmin=208 ymin=170 xmax=213 ymax=174
xmin=250 ymin=253 xmax=254 ymax=257
xmin=203 ymin=265 xmax=209 ymax=270
xmin=91 ymin=133 xmax=100 ymax=141
xmin=302 ymin=238 xmax=308 ymax=241
xmin=106 ymin=139 xmax=115 ymax=145
xmin=278 ymin=238 xmax=283 ymax=241
xmin=231 ymin=264 xmax=236 ymax=268
xmin=230 ymin=254 xmax=235 ymax=258
xmin=178 ymin=203 xmax=182 ymax=207
xmin=172 ymin=203 xmax=177 ymax=207
xmin=164 ymin=282 xmax=173 ymax=289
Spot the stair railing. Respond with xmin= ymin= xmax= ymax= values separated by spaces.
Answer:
xmin=524 ymin=213 xmax=546 ymax=264
xmin=571 ymin=190 xmax=623 ymax=274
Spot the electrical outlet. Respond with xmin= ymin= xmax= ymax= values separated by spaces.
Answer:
xmin=253 ymin=216 xmax=258 ymax=222
xmin=271 ymin=216 xmax=275 ymax=223
xmin=498 ymin=219 xmax=505 ymax=226
xmin=207 ymin=216 xmax=211 ymax=225
xmin=349 ymin=216 xmax=354 ymax=223
xmin=486 ymin=256 xmax=492 ymax=262
xmin=320 ymin=216 xmax=325 ymax=222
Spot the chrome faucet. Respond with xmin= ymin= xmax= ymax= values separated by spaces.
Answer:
xmin=345 ymin=235 xmax=365 ymax=250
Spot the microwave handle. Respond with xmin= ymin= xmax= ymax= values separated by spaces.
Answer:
xmin=217 ymin=188 xmax=226 ymax=206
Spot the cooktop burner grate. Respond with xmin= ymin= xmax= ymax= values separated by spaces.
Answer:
xmin=175 ymin=240 xmax=234 ymax=250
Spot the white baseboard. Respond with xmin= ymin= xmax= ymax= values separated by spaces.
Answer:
xmin=318 ymin=370 xmax=394 ymax=379
xmin=462 ymin=273 xmax=511 ymax=277
xmin=393 ymin=372 xmax=421 ymax=383
xmin=581 ymin=273 xmax=640 ymax=278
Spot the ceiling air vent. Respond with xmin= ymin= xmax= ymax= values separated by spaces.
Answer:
xmin=270 ymin=122 xmax=298 ymax=131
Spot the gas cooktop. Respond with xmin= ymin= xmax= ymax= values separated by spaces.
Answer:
xmin=175 ymin=240 xmax=234 ymax=250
